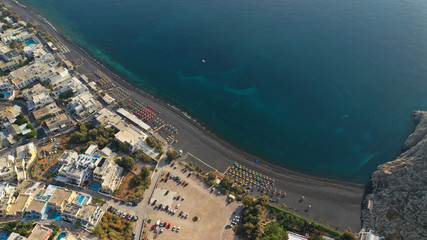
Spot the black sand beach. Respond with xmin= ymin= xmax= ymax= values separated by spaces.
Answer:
xmin=4 ymin=0 xmax=365 ymax=232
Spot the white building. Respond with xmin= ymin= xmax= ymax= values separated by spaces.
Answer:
xmin=22 ymin=83 xmax=54 ymax=111
xmin=0 ymin=77 xmax=12 ymax=93
xmin=93 ymin=157 xmax=123 ymax=194
xmin=56 ymin=154 xmax=98 ymax=186
xmin=114 ymin=125 xmax=147 ymax=152
xmin=66 ymin=91 xmax=102 ymax=119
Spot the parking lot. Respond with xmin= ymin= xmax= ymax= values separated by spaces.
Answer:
xmin=143 ymin=164 xmax=240 ymax=240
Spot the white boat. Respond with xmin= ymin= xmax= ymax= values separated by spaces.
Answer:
xmin=201 ymin=59 xmax=206 ymax=63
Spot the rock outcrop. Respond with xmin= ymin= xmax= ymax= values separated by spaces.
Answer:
xmin=362 ymin=111 xmax=427 ymax=240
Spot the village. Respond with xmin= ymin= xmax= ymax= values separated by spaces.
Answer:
xmin=0 ymin=2 xmax=382 ymax=240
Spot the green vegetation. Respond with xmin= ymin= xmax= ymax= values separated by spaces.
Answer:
xmin=48 ymin=225 xmax=60 ymax=240
xmin=166 ymin=149 xmax=179 ymax=160
xmin=126 ymin=166 xmax=151 ymax=202
xmin=92 ymin=212 xmax=134 ymax=240
xmin=115 ymin=156 xmax=135 ymax=170
xmin=4 ymin=221 xmax=36 ymax=237
xmin=41 ymin=80 xmax=53 ymax=91
xmin=216 ymin=176 xmax=246 ymax=195
xmin=267 ymin=205 xmax=344 ymax=239
xmin=14 ymin=113 xmax=28 ymax=125
xmin=145 ymin=136 xmax=163 ymax=154
xmin=75 ymin=221 xmax=82 ymax=228
xmin=236 ymin=195 xmax=270 ymax=240
xmin=134 ymin=149 xmax=152 ymax=163
xmin=264 ymin=222 xmax=289 ymax=240
xmin=205 ymin=172 xmax=217 ymax=186
xmin=59 ymin=89 xmax=74 ymax=100
xmin=9 ymin=40 xmax=23 ymax=50
xmin=69 ymin=122 xmax=116 ymax=149
xmin=92 ymin=197 xmax=106 ymax=205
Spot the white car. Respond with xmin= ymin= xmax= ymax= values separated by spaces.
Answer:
xmin=177 ymin=227 xmax=181 ymax=232
xmin=175 ymin=204 xmax=180 ymax=209
xmin=160 ymin=228 xmax=164 ymax=233
xmin=172 ymin=226 xmax=176 ymax=231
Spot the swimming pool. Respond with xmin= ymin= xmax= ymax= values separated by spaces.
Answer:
xmin=91 ymin=183 xmax=100 ymax=191
xmin=2 ymin=92 xmax=10 ymax=97
xmin=56 ymin=232 xmax=67 ymax=240
xmin=49 ymin=212 xmax=62 ymax=220
xmin=77 ymin=195 xmax=85 ymax=204
xmin=24 ymin=39 xmax=37 ymax=45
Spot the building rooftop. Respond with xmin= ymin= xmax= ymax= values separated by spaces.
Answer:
xmin=48 ymin=188 xmax=75 ymax=207
xmin=8 ymin=194 xmax=30 ymax=214
xmin=27 ymin=224 xmax=52 ymax=240
xmin=116 ymin=108 xmax=151 ymax=132
xmin=25 ymin=199 xmax=46 ymax=213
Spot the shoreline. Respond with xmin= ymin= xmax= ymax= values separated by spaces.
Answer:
xmin=5 ymin=0 xmax=366 ymax=231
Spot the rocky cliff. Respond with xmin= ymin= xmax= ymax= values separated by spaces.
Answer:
xmin=362 ymin=111 xmax=427 ymax=240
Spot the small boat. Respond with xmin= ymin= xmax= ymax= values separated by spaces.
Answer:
xmin=201 ymin=59 xmax=206 ymax=63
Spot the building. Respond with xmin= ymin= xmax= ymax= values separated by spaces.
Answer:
xmin=116 ymin=108 xmax=152 ymax=132
xmin=0 ymin=155 xmax=18 ymax=182
xmin=47 ymin=187 xmax=76 ymax=212
xmin=56 ymin=154 xmax=98 ymax=186
xmin=58 ymin=150 xmax=79 ymax=165
xmin=359 ymin=229 xmax=381 ymax=240
xmin=32 ymin=102 xmax=61 ymax=121
xmin=25 ymin=199 xmax=48 ymax=220
xmin=0 ymin=60 xmax=18 ymax=72
xmin=27 ymin=224 xmax=52 ymax=240
xmin=44 ymin=113 xmax=71 ymax=133
xmin=66 ymin=91 xmax=102 ymax=119
xmin=15 ymin=142 xmax=36 ymax=170
xmin=0 ymin=104 xmax=21 ymax=129
xmin=93 ymin=108 xmax=125 ymax=130
xmin=0 ymin=76 xmax=12 ymax=93
xmin=114 ymin=125 xmax=147 ymax=152
xmin=85 ymin=144 xmax=98 ymax=157
xmin=53 ymin=76 xmax=88 ymax=95
xmin=7 ymin=232 xmax=27 ymax=240
xmin=22 ymin=84 xmax=54 ymax=111
xmin=62 ymin=202 xmax=103 ymax=228
xmin=9 ymin=61 xmax=54 ymax=89
xmin=93 ymin=157 xmax=123 ymax=194
xmin=7 ymin=194 xmax=32 ymax=218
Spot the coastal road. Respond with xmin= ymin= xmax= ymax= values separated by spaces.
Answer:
xmin=4 ymin=0 xmax=365 ymax=232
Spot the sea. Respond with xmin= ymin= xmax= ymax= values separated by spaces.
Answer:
xmin=18 ymin=0 xmax=427 ymax=183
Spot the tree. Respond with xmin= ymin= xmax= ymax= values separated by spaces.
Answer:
xmin=256 ymin=195 xmax=269 ymax=207
xmin=166 ymin=150 xmax=179 ymax=160
xmin=264 ymin=222 xmax=288 ymax=240
xmin=115 ymin=156 xmax=135 ymax=170
xmin=337 ymin=229 xmax=357 ymax=240
xmin=242 ymin=196 xmax=255 ymax=208
xmin=75 ymin=221 xmax=82 ymax=228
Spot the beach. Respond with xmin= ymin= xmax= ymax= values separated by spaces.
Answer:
xmin=4 ymin=0 xmax=365 ymax=232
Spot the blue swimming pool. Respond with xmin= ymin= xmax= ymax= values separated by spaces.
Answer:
xmin=77 ymin=195 xmax=85 ymax=204
xmin=24 ymin=39 xmax=37 ymax=45
xmin=91 ymin=183 xmax=100 ymax=191
xmin=49 ymin=212 xmax=62 ymax=220
xmin=56 ymin=232 xmax=67 ymax=240
xmin=2 ymin=92 xmax=10 ymax=97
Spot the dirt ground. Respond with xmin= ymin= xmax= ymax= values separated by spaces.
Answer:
xmin=114 ymin=171 xmax=138 ymax=201
xmin=143 ymin=164 xmax=241 ymax=240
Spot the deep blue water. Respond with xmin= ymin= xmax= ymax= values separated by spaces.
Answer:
xmin=19 ymin=0 xmax=427 ymax=183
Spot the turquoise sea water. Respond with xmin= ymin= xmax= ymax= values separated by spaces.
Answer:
xmin=19 ymin=0 xmax=427 ymax=183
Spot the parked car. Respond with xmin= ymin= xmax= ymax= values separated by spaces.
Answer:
xmin=151 ymin=200 xmax=157 ymax=206
xmin=172 ymin=226 xmax=176 ymax=231
xmin=167 ymin=223 xmax=171 ymax=229
xmin=177 ymin=227 xmax=181 ymax=232
xmin=151 ymin=225 xmax=155 ymax=230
